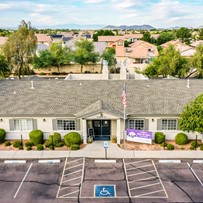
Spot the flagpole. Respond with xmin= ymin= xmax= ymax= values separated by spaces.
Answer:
xmin=123 ymin=100 xmax=126 ymax=148
xmin=122 ymin=81 xmax=126 ymax=149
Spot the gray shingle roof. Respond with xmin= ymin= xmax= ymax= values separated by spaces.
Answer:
xmin=0 ymin=79 xmax=202 ymax=117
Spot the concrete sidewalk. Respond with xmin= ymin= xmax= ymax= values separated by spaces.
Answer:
xmin=0 ymin=141 xmax=202 ymax=159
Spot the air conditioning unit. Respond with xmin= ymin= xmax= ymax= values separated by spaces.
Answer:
xmin=126 ymin=48 xmax=131 ymax=52
xmin=148 ymin=48 xmax=154 ymax=52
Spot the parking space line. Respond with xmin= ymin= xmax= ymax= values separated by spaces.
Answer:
xmin=64 ymin=169 xmax=82 ymax=176
xmin=61 ymin=176 xmax=81 ymax=183
xmin=131 ymin=182 xmax=161 ymax=191
xmin=67 ymin=158 xmax=83 ymax=164
xmin=125 ymin=159 xmax=151 ymax=165
xmin=59 ymin=190 xmax=80 ymax=198
xmin=127 ymin=163 xmax=153 ymax=171
xmin=129 ymin=176 xmax=157 ymax=183
xmin=152 ymin=160 xmax=168 ymax=198
xmin=135 ymin=189 xmax=164 ymax=197
xmin=62 ymin=179 xmax=81 ymax=185
xmin=65 ymin=163 xmax=83 ymax=170
xmin=128 ymin=169 xmax=155 ymax=177
xmin=187 ymin=162 xmax=203 ymax=187
xmin=14 ymin=163 xmax=33 ymax=199
xmin=123 ymin=159 xmax=132 ymax=197
xmin=79 ymin=157 xmax=85 ymax=197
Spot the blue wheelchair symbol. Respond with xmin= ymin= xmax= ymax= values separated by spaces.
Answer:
xmin=95 ymin=185 xmax=115 ymax=197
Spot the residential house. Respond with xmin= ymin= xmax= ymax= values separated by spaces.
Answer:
xmin=0 ymin=78 xmax=202 ymax=144
xmin=35 ymin=34 xmax=52 ymax=46
xmin=191 ymin=40 xmax=203 ymax=48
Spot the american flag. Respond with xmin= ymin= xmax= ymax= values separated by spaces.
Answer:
xmin=122 ymin=82 xmax=126 ymax=108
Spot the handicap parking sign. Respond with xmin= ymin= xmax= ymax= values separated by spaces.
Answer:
xmin=104 ymin=141 xmax=108 ymax=149
xmin=95 ymin=185 xmax=116 ymax=197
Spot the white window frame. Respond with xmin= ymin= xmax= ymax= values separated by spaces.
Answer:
xmin=161 ymin=119 xmax=178 ymax=130
xmin=128 ymin=119 xmax=145 ymax=130
xmin=14 ymin=119 xmax=33 ymax=131
xmin=56 ymin=119 xmax=76 ymax=131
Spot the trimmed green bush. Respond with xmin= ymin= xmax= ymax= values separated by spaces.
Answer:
xmin=155 ymin=132 xmax=165 ymax=144
xmin=175 ymin=133 xmax=188 ymax=145
xmin=26 ymin=146 xmax=32 ymax=151
xmin=29 ymin=130 xmax=44 ymax=145
xmin=191 ymin=141 xmax=199 ymax=149
xmin=45 ymin=132 xmax=62 ymax=147
xmin=167 ymin=144 xmax=174 ymax=150
xmin=45 ymin=139 xmax=52 ymax=148
xmin=200 ymin=144 xmax=203 ymax=150
xmin=190 ymin=145 xmax=195 ymax=150
xmin=13 ymin=140 xmax=22 ymax=148
xmin=4 ymin=141 xmax=11 ymax=146
xmin=25 ymin=141 xmax=34 ymax=147
xmin=18 ymin=145 xmax=23 ymax=150
xmin=160 ymin=142 xmax=167 ymax=147
xmin=0 ymin=128 xmax=6 ymax=143
xmin=55 ymin=142 xmax=64 ymax=147
xmin=64 ymin=132 xmax=81 ymax=147
xmin=37 ymin=144 xmax=44 ymax=151
xmin=70 ymin=144 xmax=80 ymax=150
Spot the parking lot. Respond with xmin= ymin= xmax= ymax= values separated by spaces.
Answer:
xmin=0 ymin=158 xmax=202 ymax=203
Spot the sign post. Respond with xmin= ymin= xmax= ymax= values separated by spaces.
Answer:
xmin=104 ymin=141 xmax=108 ymax=159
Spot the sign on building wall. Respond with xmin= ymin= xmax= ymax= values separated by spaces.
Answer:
xmin=126 ymin=129 xmax=152 ymax=144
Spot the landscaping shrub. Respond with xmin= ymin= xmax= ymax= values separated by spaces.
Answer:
xmin=25 ymin=141 xmax=34 ymax=147
xmin=167 ymin=144 xmax=174 ymax=150
xmin=64 ymin=132 xmax=81 ymax=147
xmin=45 ymin=139 xmax=52 ymax=148
xmin=45 ymin=132 xmax=61 ymax=147
xmin=190 ymin=145 xmax=195 ymax=150
xmin=37 ymin=144 xmax=44 ymax=151
xmin=70 ymin=144 xmax=80 ymax=150
xmin=155 ymin=132 xmax=165 ymax=144
xmin=191 ymin=141 xmax=199 ymax=149
xmin=4 ymin=141 xmax=11 ymax=146
xmin=0 ymin=128 xmax=6 ymax=143
xmin=55 ymin=142 xmax=64 ymax=147
xmin=160 ymin=142 xmax=167 ymax=147
xmin=26 ymin=146 xmax=32 ymax=151
xmin=18 ymin=145 xmax=23 ymax=150
xmin=13 ymin=140 xmax=22 ymax=148
xmin=175 ymin=133 xmax=188 ymax=145
xmin=200 ymin=144 xmax=203 ymax=150
xmin=29 ymin=130 xmax=44 ymax=145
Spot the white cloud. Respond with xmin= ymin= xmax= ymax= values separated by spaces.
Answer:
xmin=84 ymin=0 xmax=105 ymax=3
xmin=0 ymin=3 xmax=13 ymax=10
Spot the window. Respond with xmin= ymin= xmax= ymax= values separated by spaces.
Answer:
xmin=161 ymin=119 xmax=177 ymax=130
xmin=14 ymin=119 xmax=33 ymax=131
xmin=57 ymin=120 xmax=76 ymax=130
xmin=128 ymin=119 xmax=144 ymax=130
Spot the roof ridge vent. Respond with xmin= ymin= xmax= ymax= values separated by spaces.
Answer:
xmin=31 ymin=81 xmax=35 ymax=89
xmin=187 ymin=79 xmax=190 ymax=88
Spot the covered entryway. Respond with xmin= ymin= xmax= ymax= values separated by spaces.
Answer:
xmin=92 ymin=120 xmax=111 ymax=140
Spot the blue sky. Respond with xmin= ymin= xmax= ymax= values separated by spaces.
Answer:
xmin=0 ymin=0 xmax=202 ymax=28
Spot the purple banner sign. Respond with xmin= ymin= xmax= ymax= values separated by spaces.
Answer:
xmin=126 ymin=129 xmax=152 ymax=144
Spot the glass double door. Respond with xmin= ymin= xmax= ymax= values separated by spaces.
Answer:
xmin=92 ymin=120 xmax=110 ymax=140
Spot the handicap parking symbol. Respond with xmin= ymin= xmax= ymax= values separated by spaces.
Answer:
xmin=95 ymin=185 xmax=115 ymax=197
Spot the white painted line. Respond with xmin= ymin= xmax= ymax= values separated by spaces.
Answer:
xmin=159 ymin=160 xmax=181 ymax=163
xmin=65 ymin=163 xmax=83 ymax=170
xmin=14 ymin=163 xmax=33 ymax=199
xmin=64 ymin=169 xmax=82 ymax=176
xmin=67 ymin=158 xmax=83 ymax=164
xmin=61 ymin=176 xmax=81 ymax=183
xmin=56 ymin=157 xmax=67 ymax=198
xmin=95 ymin=159 xmax=116 ymax=163
xmin=125 ymin=159 xmax=151 ymax=165
xmin=123 ymin=159 xmax=132 ymax=197
xmin=128 ymin=169 xmax=155 ymax=177
xmin=135 ymin=189 xmax=164 ymax=197
xmin=187 ymin=162 xmax=203 ymax=187
xmin=127 ymin=163 xmax=153 ymax=171
xmin=193 ymin=160 xmax=203 ymax=164
xmin=152 ymin=160 xmax=168 ymax=198
xmin=4 ymin=160 xmax=26 ymax=164
xmin=62 ymin=179 xmax=81 ymax=185
xmin=131 ymin=182 xmax=161 ymax=191
xmin=129 ymin=176 xmax=156 ymax=183
xmin=79 ymin=157 xmax=85 ymax=197
xmin=59 ymin=190 xmax=79 ymax=198
xmin=38 ymin=159 xmax=60 ymax=164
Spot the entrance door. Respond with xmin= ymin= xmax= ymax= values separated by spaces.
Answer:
xmin=92 ymin=120 xmax=111 ymax=140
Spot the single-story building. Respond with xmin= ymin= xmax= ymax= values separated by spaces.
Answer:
xmin=0 ymin=79 xmax=202 ymax=144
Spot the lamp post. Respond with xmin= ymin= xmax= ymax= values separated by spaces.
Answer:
xmin=20 ymin=130 xmax=23 ymax=149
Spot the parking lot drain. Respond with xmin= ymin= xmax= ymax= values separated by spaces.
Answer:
xmin=159 ymin=160 xmax=181 ymax=163
xmin=4 ymin=160 xmax=26 ymax=164
xmin=38 ymin=159 xmax=60 ymax=164
xmin=95 ymin=160 xmax=116 ymax=163
xmin=193 ymin=160 xmax=203 ymax=163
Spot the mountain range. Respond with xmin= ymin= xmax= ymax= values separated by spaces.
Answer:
xmin=103 ymin=24 xmax=155 ymax=30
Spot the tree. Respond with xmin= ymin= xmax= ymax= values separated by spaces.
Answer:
xmin=101 ymin=48 xmax=116 ymax=72
xmin=141 ymin=31 xmax=152 ymax=43
xmin=189 ymin=45 xmax=203 ymax=77
xmin=144 ymin=44 xmax=189 ymax=78
xmin=93 ymin=30 xmax=115 ymax=42
xmin=156 ymin=32 xmax=176 ymax=45
xmin=0 ymin=55 xmax=10 ymax=78
xmin=176 ymin=27 xmax=191 ymax=44
xmin=2 ymin=20 xmax=37 ymax=79
xmin=199 ymin=28 xmax=203 ymax=40
xmin=72 ymin=39 xmax=99 ymax=73
xmin=179 ymin=94 xmax=203 ymax=139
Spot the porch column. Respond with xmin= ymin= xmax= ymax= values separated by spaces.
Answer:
xmin=82 ymin=119 xmax=87 ymax=144
xmin=116 ymin=119 xmax=121 ymax=144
